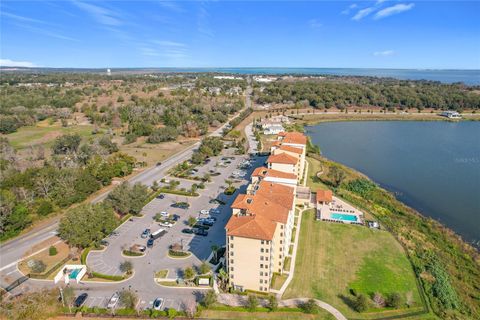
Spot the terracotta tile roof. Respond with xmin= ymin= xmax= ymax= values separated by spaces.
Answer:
xmin=272 ymin=141 xmax=281 ymax=146
xmin=278 ymin=145 xmax=303 ymax=154
xmin=226 ymin=215 xmax=276 ymax=240
xmin=256 ymin=181 xmax=294 ymax=210
xmin=252 ymin=167 xmax=297 ymax=180
xmin=231 ymin=193 xmax=289 ymax=224
xmin=282 ymin=132 xmax=307 ymax=145
xmin=278 ymin=132 xmax=287 ymax=137
xmin=267 ymin=153 xmax=298 ymax=165
xmin=317 ymin=190 xmax=333 ymax=203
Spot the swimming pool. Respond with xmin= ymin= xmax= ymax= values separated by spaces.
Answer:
xmin=330 ymin=213 xmax=358 ymax=222
xmin=69 ymin=268 xmax=82 ymax=279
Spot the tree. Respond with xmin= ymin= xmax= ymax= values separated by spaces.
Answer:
xmin=201 ymin=290 xmax=217 ymax=308
xmin=49 ymin=246 xmax=57 ymax=256
xmin=327 ymin=166 xmax=346 ymax=187
xmin=106 ymin=182 xmax=149 ymax=215
xmin=211 ymin=245 xmax=219 ymax=263
xmin=300 ymin=299 xmax=319 ymax=314
xmin=267 ymin=295 xmax=278 ymax=311
xmin=199 ymin=261 xmax=211 ymax=275
xmin=51 ymin=134 xmax=81 ymax=155
xmin=246 ymin=295 xmax=258 ymax=311
xmin=353 ymin=294 xmax=369 ymax=312
xmin=119 ymin=260 xmax=133 ymax=274
xmin=183 ymin=266 xmax=195 ymax=280
xmin=386 ymin=292 xmax=402 ymax=309
xmin=119 ymin=290 xmax=138 ymax=309
xmin=0 ymin=289 xmax=62 ymax=320
xmin=372 ymin=292 xmax=385 ymax=308
xmin=187 ymin=216 xmax=197 ymax=227
xmin=62 ymin=286 xmax=76 ymax=313
xmin=58 ymin=203 xmax=117 ymax=248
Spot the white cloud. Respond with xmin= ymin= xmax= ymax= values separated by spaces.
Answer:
xmin=0 ymin=59 xmax=38 ymax=67
xmin=153 ymin=40 xmax=186 ymax=47
xmin=376 ymin=0 xmax=388 ymax=5
xmin=373 ymin=50 xmax=395 ymax=56
xmin=352 ymin=7 xmax=375 ymax=21
xmin=1 ymin=12 xmax=48 ymax=25
xmin=308 ymin=19 xmax=323 ymax=28
xmin=341 ymin=4 xmax=358 ymax=15
xmin=72 ymin=1 xmax=123 ymax=26
xmin=374 ymin=3 xmax=415 ymax=19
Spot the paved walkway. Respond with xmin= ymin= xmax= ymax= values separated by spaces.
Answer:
xmin=218 ymin=294 xmax=347 ymax=320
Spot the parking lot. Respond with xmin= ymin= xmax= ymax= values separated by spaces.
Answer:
xmin=83 ymin=148 xmax=267 ymax=309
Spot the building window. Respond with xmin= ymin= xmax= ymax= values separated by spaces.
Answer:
xmin=280 ymin=232 xmax=283 ymax=237
xmin=230 ymin=267 xmax=234 ymax=272
xmin=230 ymin=236 xmax=234 ymax=240
xmin=260 ymin=286 xmax=263 ymax=291
xmin=266 ymin=249 xmax=269 ymax=253
xmin=281 ymin=225 xmax=284 ymax=229
xmin=231 ymin=275 xmax=234 ymax=279
xmin=230 ymin=252 xmax=234 ymax=256
xmin=260 ymin=279 xmax=263 ymax=284
xmin=280 ymin=247 xmax=282 ymax=252
xmin=279 ymin=262 xmax=282 ymax=266
xmin=265 ymin=256 xmax=268 ymax=261
xmin=230 ymin=244 xmax=234 ymax=248
xmin=280 ymin=240 xmax=283 ymax=244
xmin=261 ymin=240 xmax=264 ymax=245
xmin=260 ymin=271 xmax=263 ymax=276
xmin=260 ymin=256 xmax=264 ymax=261
xmin=260 ymin=248 xmax=264 ymax=253
xmin=260 ymin=264 xmax=263 ymax=268
xmin=230 ymin=259 xmax=234 ymax=264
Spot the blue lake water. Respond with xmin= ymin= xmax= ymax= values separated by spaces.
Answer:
xmin=306 ymin=121 xmax=480 ymax=246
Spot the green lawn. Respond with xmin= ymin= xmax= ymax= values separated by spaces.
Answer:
xmin=7 ymin=123 xmax=95 ymax=149
xmin=271 ymin=272 xmax=288 ymax=291
xmin=284 ymin=209 xmax=424 ymax=319
xmin=305 ymin=157 xmax=330 ymax=191
xmin=201 ymin=309 xmax=336 ymax=320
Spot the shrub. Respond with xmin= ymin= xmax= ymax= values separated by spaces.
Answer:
xmin=30 ymin=259 xmax=47 ymax=273
xmin=386 ymin=292 xmax=402 ymax=309
xmin=372 ymin=292 xmax=385 ymax=308
xmin=246 ymin=295 xmax=259 ymax=312
xmin=201 ymin=290 xmax=217 ymax=308
xmin=119 ymin=260 xmax=133 ymax=274
xmin=353 ymin=294 xmax=369 ymax=312
xmin=267 ymin=295 xmax=278 ymax=311
xmin=199 ymin=261 xmax=211 ymax=275
xmin=48 ymin=246 xmax=58 ymax=256
xmin=91 ymin=272 xmax=125 ymax=281
xmin=36 ymin=200 xmax=54 ymax=216
xmin=167 ymin=308 xmax=177 ymax=318
xmin=119 ymin=290 xmax=138 ymax=309
xmin=299 ymin=299 xmax=319 ymax=314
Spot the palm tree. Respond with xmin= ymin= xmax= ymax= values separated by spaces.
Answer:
xmin=211 ymin=245 xmax=219 ymax=263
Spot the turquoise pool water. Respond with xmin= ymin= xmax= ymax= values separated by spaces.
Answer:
xmin=331 ymin=213 xmax=358 ymax=222
xmin=69 ymin=268 xmax=81 ymax=279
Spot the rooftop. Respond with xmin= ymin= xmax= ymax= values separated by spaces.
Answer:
xmin=317 ymin=189 xmax=333 ymax=203
xmin=226 ymin=215 xmax=276 ymax=240
xmin=252 ymin=166 xmax=297 ymax=180
xmin=267 ymin=153 xmax=298 ymax=165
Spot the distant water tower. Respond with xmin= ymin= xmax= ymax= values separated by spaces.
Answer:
xmin=107 ymin=68 xmax=111 ymax=76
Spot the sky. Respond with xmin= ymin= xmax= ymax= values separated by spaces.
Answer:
xmin=1 ymin=1 xmax=479 ymax=69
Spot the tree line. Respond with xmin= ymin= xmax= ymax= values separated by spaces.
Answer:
xmin=254 ymin=78 xmax=480 ymax=111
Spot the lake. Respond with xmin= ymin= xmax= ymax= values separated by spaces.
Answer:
xmin=306 ymin=121 xmax=480 ymax=246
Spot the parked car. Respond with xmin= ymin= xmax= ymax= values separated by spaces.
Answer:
xmin=171 ymin=214 xmax=180 ymax=221
xmin=195 ymin=229 xmax=208 ymax=237
xmin=171 ymin=202 xmax=189 ymax=209
xmin=109 ymin=231 xmax=119 ymax=237
xmin=159 ymin=211 xmax=169 ymax=217
xmin=133 ymin=245 xmax=146 ymax=253
xmin=153 ymin=297 xmax=164 ymax=310
xmin=156 ymin=162 xmax=162 ymax=166
xmin=141 ymin=229 xmax=151 ymax=238
xmin=147 ymin=238 xmax=154 ymax=247
xmin=198 ymin=220 xmax=214 ymax=227
xmin=100 ymin=240 xmax=109 ymax=246
xmin=210 ymin=208 xmax=221 ymax=214
xmin=200 ymin=209 xmax=210 ymax=215
xmin=182 ymin=228 xmax=194 ymax=234
xmin=156 ymin=194 xmax=165 ymax=199
xmin=159 ymin=221 xmax=174 ymax=228
xmin=74 ymin=293 xmax=88 ymax=307
xmin=107 ymin=292 xmax=120 ymax=309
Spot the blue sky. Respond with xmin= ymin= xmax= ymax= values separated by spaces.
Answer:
xmin=1 ymin=1 xmax=479 ymax=69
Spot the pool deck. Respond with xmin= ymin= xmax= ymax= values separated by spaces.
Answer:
xmin=316 ymin=196 xmax=364 ymax=225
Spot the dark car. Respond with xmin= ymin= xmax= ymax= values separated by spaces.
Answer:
xmin=171 ymin=202 xmax=189 ymax=209
xmin=74 ymin=293 xmax=88 ymax=307
xmin=171 ymin=214 xmax=180 ymax=221
xmin=182 ymin=228 xmax=194 ymax=234
xmin=147 ymin=238 xmax=154 ymax=247
xmin=100 ymin=240 xmax=109 ymax=246
xmin=156 ymin=194 xmax=165 ymax=199
xmin=141 ymin=229 xmax=151 ymax=238
xmin=195 ymin=229 xmax=208 ymax=237
xmin=199 ymin=220 xmax=214 ymax=227
xmin=156 ymin=162 xmax=162 ymax=166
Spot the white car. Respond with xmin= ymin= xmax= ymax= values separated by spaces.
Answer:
xmin=107 ymin=292 xmax=119 ymax=309
xmin=159 ymin=221 xmax=174 ymax=228
xmin=200 ymin=209 xmax=210 ymax=215
xmin=160 ymin=211 xmax=169 ymax=217
xmin=153 ymin=297 xmax=164 ymax=310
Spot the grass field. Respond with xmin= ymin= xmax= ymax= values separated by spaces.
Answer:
xmin=200 ymin=309 xmax=336 ymax=320
xmin=271 ymin=272 xmax=288 ymax=291
xmin=283 ymin=210 xmax=423 ymax=319
xmin=7 ymin=122 xmax=96 ymax=150
xmin=305 ymin=157 xmax=330 ymax=191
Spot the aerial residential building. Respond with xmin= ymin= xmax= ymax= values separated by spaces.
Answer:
xmin=225 ymin=131 xmax=309 ymax=293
